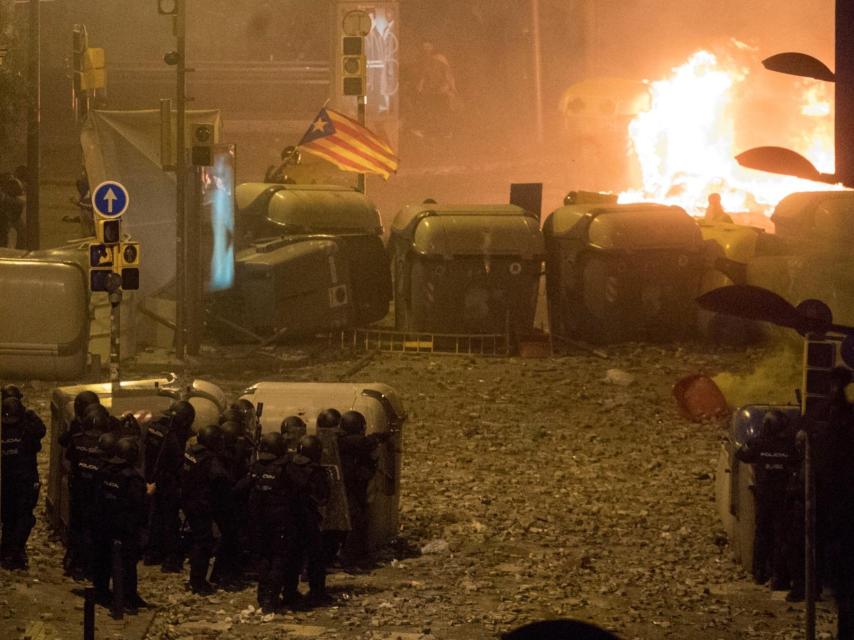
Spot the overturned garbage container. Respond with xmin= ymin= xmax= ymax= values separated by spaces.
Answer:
xmin=389 ymin=204 xmax=544 ymax=334
xmin=210 ymin=236 xmax=354 ymax=337
xmin=234 ymin=183 xmax=391 ymax=326
xmin=543 ymin=198 xmax=704 ymax=342
xmin=47 ymin=377 xmax=227 ymax=537
xmin=0 ymin=249 xmax=89 ymax=379
xmin=241 ymin=381 xmax=405 ymax=551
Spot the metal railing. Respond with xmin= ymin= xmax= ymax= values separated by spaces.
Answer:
xmin=338 ymin=328 xmax=511 ymax=356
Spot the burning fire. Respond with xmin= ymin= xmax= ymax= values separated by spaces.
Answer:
xmin=620 ymin=49 xmax=839 ymax=219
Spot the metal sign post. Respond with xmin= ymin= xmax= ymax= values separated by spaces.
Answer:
xmin=90 ymin=181 xmax=137 ymax=396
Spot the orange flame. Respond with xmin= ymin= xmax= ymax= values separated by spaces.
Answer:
xmin=620 ymin=49 xmax=838 ymax=219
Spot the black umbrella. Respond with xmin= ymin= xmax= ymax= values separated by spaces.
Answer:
xmin=696 ymin=285 xmax=854 ymax=336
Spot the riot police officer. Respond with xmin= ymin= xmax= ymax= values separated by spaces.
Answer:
xmin=247 ymin=432 xmax=294 ymax=612
xmin=315 ymin=409 xmax=351 ymax=568
xmin=143 ymin=401 xmax=194 ymax=571
xmin=735 ymin=409 xmax=797 ymax=589
xmin=58 ymin=390 xmax=101 ymax=576
xmin=181 ymin=424 xmax=230 ymax=594
xmin=65 ymin=399 xmax=112 ymax=578
xmin=820 ymin=368 xmax=854 ymax=638
xmin=93 ymin=437 xmax=148 ymax=611
xmin=0 ymin=397 xmax=46 ymax=570
xmin=1 ymin=384 xmax=23 ymax=401
xmin=338 ymin=410 xmax=389 ymax=566
xmin=280 ymin=415 xmax=307 ymax=452
xmin=209 ymin=420 xmax=245 ymax=588
xmin=285 ymin=435 xmax=330 ymax=606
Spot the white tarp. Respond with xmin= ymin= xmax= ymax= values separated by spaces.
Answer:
xmin=80 ymin=109 xmax=221 ymax=296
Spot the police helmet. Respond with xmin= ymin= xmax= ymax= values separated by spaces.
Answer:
xmin=197 ymin=424 xmax=224 ymax=452
xmin=298 ymin=435 xmax=323 ymax=463
xmin=98 ymin=431 xmax=119 ymax=458
xmin=762 ymin=409 xmax=789 ymax=437
xmin=112 ymin=437 xmax=140 ymax=465
xmin=166 ymin=400 xmax=196 ymax=430
xmin=219 ymin=408 xmax=242 ymax=425
xmin=340 ymin=410 xmax=367 ymax=435
xmin=233 ymin=399 xmax=255 ymax=420
xmin=259 ymin=432 xmax=286 ymax=460
xmin=280 ymin=415 xmax=306 ymax=434
xmin=2 ymin=384 xmax=23 ymax=401
xmin=73 ymin=390 xmax=100 ymax=418
xmin=316 ymin=408 xmax=342 ymax=430
xmin=120 ymin=413 xmax=141 ymax=437
xmin=219 ymin=421 xmax=240 ymax=449
xmin=2 ymin=397 xmax=24 ymax=424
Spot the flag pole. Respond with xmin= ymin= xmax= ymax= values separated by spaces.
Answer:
xmin=357 ymin=94 xmax=367 ymax=194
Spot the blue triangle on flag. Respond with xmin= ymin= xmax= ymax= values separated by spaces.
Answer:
xmin=299 ymin=109 xmax=336 ymax=145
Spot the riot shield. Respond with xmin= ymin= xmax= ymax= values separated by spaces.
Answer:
xmin=316 ymin=428 xmax=351 ymax=532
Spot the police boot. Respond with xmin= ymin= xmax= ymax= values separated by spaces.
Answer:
xmin=188 ymin=579 xmax=216 ymax=596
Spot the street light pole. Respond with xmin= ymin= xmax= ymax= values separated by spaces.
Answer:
xmin=26 ymin=0 xmax=40 ymax=250
xmin=175 ymin=0 xmax=187 ymax=359
xmin=531 ymin=0 xmax=544 ymax=144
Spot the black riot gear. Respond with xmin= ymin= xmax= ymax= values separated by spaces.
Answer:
xmin=317 ymin=409 xmax=342 ymax=430
xmin=1 ymin=401 xmax=46 ymax=569
xmin=234 ymin=399 xmax=255 ymax=419
xmin=113 ymin=437 xmax=140 ymax=465
xmin=181 ymin=433 xmax=231 ymax=593
xmin=280 ymin=416 xmax=306 ymax=450
xmin=2 ymin=397 xmax=24 ymax=424
xmin=736 ymin=410 xmax=798 ymax=589
xmin=98 ymin=432 xmax=119 ymax=459
xmin=74 ymin=390 xmax=100 ymax=419
xmin=2 ymin=384 xmax=23 ymax=400
xmin=142 ymin=404 xmax=194 ymax=570
xmin=298 ymin=435 xmax=323 ymax=463
xmin=285 ymin=440 xmax=330 ymax=605
xmin=198 ymin=424 xmax=224 ymax=452
xmin=93 ymin=440 xmax=148 ymax=609
xmin=167 ymin=400 xmax=196 ymax=430
xmin=259 ymin=432 xmax=286 ymax=460
xmin=340 ymin=411 xmax=367 ymax=435
xmin=246 ymin=439 xmax=294 ymax=611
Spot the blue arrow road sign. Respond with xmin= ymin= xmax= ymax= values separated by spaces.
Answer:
xmin=92 ymin=181 xmax=129 ymax=218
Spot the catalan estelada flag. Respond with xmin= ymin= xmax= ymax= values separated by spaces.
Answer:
xmin=297 ymin=108 xmax=399 ymax=180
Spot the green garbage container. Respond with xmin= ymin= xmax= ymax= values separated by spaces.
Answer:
xmin=389 ymin=204 xmax=544 ymax=334
xmin=236 ymin=183 xmax=391 ymax=325
xmin=543 ymin=200 xmax=704 ymax=342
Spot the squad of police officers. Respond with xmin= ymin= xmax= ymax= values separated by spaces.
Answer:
xmin=735 ymin=366 xmax=854 ymax=639
xmin=1 ymin=386 xmax=387 ymax=615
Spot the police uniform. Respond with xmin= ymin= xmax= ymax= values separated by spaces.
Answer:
xmin=338 ymin=431 xmax=387 ymax=564
xmin=285 ymin=452 xmax=329 ymax=603
xmin=736 ymin=414 xmax=797 ymax=587
xmin=67 ymin=422 xmax=109 ymax=577
xmin=0 ymin=401 xmax=46 ymax=569
xmin=180 ymin=441 xmax=230 ymax=593
xmin=93 ymin=449 xmax=147 ymax=609
xmin=142 ymin=416 xmax=189 ymax=569
xmin=247 ymin=451 xmax=294 ymax=610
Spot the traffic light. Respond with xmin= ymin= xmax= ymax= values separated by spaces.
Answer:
xmin=118 ymin=242 xmax=140 ymax=290
xmin=191 ymin=123 xmax=214 ymax=166
xmin=342 ymin=36 xmax=366 ymax=96
xmin=97 ymin=219 xmax=121 ymax=244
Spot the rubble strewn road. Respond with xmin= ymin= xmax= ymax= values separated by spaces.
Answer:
xmin=0 ymin=341 xmax=839 ymax=639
